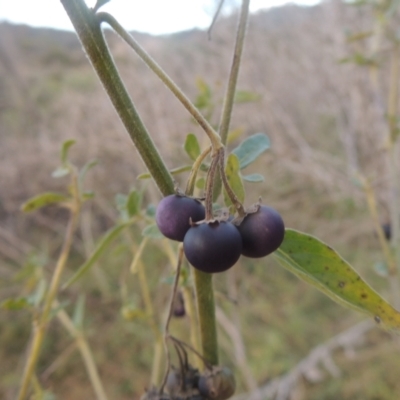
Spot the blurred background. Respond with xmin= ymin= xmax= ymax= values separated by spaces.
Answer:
xmin=1 ymin=0 xmax=400 ymax=399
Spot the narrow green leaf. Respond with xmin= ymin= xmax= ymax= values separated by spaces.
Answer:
xmin=126 ymin=190 xmax=142 ymax=217
xmin=63 ymin=222 xmax=130 ymax=289
xmin=232 ymin=133 xmax=270 ymax=169
xmin=184 ymin=133 xmax=201 ymax=161
xmin=142 ymin=224 xmax=163 ymax=239
xmin=1 ymin=297 xmax=31 ymax=311
xmin=223 ymin=154 xmax=245 ymax=208
xmin=242 ymin=173 xmax=264 ymax=183
xmin=21 ymin=193 xmax=69 ymax=213
xmin=82 ymin=191 xmax=95 ymax=201
xmin=138 ymin=165 xmax=192 ymax=180
xmin=273 ymin=229 xmax=400 ymax=331
xmin=61 ymin=139 xmax=76 ymax=165
xmin=72 ymin=294 xmax=86 ymax=330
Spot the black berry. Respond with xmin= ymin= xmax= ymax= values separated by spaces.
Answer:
xmin=238 ymin=205 xmax=285 ymax=258
xmin=183 ymin=221 xmax=242 ymax=273
xmin=156 ymin=195 xmax=205 ymax=242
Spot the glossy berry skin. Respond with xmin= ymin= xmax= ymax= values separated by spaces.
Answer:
xmin=183 ymin=221 xmax=242 ymax=273
xmin=238 ymin=205 xmax=285 ymax=258
xmin=156 ymin=195 xmax=205 ymax=242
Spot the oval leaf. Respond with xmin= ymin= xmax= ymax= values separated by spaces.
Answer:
xmin=21 ymin=193 xmax=69 ymax=213
xmin=223 ymin=154 xmax=245 ymax=208
xmin=273 ymin=229 xmax=400 ymax=331
xmin=242 ymin=173 xmax=264 ymax=183
xmin=127 ymin=190 xmax=142 ymax=217
xmin=184 ymin=133 xmax=201 ymax=161
xmin=232 ymin=133 xmax=270 ymax=169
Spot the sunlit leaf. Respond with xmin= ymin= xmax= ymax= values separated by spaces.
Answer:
xmin=223 ymin=154 xmax=245 ymax=208
xmin=61 ymin=139 xmax=76 ymax=165
xmin=232 ymin=133 xmax=270 ymax=169
xmin=63 ymin=222 xmax=131 ymax=289
xmin=242 ymin=173 xmax=264 ymax=183
xmin=21 ymin=193 xmax=69 ymax=213
xmin=184 ymin=133 xmax=201 ymax=161
xmin=273 ymin=229 xmax=400 ymax=331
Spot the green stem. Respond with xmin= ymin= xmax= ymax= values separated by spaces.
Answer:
xmin=96 ymin=12 xmax=223 ymax=152
xmin=17 ymin=175 xmax=81 ymax=400
xmin=60 ymin=0 xmax=174 ymax=196
xmin=218 ymin=0 xmax=250 ymax=145
xmin=213 ymin=0 xmax=250 ymax=201
xmin=56 ymin=307 xmax=108 ymax=400
xmin=193 ymin=269 xmax=219 ymax=366
xmin=185 ymin=146 xmax=211 ymax=196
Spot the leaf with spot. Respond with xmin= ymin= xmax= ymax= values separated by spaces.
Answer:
xmin=273 ymin=229 xmax=400 ymax=331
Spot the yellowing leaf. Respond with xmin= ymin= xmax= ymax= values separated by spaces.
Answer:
xmin=273 ymin=229 xmax=400 ymax=331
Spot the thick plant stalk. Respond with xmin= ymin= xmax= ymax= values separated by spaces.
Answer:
xmin=60 ymin=0 xmax=174 ymax=196
xmin=194 ymin=270 xmax=219 ymax=366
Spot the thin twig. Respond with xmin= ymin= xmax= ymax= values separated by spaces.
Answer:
xmin=96 ymin=12 xmax=223 ymax=152
xmin=207 ymin=0 xmax=225 ymax=40
xmin=159 ymin=245 xmax=184 ymax=394
xmin=231 ymin=319 xmax=375 ymax=400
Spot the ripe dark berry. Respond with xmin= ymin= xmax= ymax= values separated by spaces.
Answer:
xmin=238 ymin=205 xmax=285 ymax=258
xmin=156 ymin=195 xmax=205 ymax=242
xmin=183 ymin=221 xmax=242 ymax=273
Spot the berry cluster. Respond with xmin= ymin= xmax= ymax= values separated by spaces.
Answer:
xmin=156 ymin=194 xmax=285 ymax=273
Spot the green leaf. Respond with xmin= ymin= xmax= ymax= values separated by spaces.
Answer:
xmin=1 ymin=297 xmax=31 ymax=311
xmin=184 ymin=133 xmax=201 ymax=161
xmin=146 ymin=204 xmax=156 ymax=217
xmin=194 ymin=77 xmax=212 ymax=110
xmin=21 ymin=193 xmax=69 ymax=213
xmin=82 ymin=191 xmax=95 ymax=201
xmin=63 ymin=222 xmax=130 ymax=289
xmin=223 ymin=154 xmax=245 ymax=208
xmin=234 ymin=90 xmax=261 ymax=103
xmin=29 ymin=278 xmax=47 ymax=307
xmin=273 ymin=229 xmax=400 ymax=331
xmin=52 ymin=166 xmax=70 ymax=178
xmin=72 ymin=294 xmax=86 ymax=330
xmin=196 ymin=177 xmax=206 ymax=189
xmin=138 ymin=165 xmax=192 ymax=180
xmin=61 ymin=139 xmax=76 ymax=165
xmin=242 ymin=173 xmax=264 ymax=183
xmin=126 ymin=190 xmax=142 ymax=217
xmin=232 ymin=133 xmax=270 ymax=169
xmin=142 ymin=224 xmax=163 ymax=239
